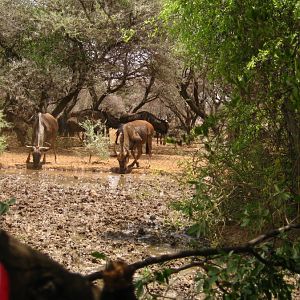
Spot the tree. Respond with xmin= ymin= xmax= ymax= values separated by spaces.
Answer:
xmin=0 ymin=0 xmax=165 ymax=130
xmin=162 ymin=0 xmax=300 ymax=232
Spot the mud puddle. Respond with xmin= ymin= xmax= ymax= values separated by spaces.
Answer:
xmin=0 ymin=168 xmax=194 ymax=249
xmin=0 ymin=168 xmax=145 ymax=191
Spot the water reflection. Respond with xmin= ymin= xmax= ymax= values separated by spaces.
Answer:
xmin=107 ymin=174 xmax=127 ymax=190
xmin=0 ymin=169 xmax=140 ymax=190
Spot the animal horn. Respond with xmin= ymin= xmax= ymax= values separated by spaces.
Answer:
xmin=39 ymin=146 xmax=50 ymax=151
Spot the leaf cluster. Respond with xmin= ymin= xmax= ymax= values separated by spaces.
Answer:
xmin=80 ymin=119 xmax=110 ymax=159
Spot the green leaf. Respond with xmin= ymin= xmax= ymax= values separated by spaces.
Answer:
xmin=134 ymin=279 xmax=145 ymax=298
xmin=91 ymin=251 xmax=106 ymax=260
xmin=0 ymin=198 xmax=16 ymax=216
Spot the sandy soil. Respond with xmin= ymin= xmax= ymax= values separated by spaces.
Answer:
xmin=0 ymin=141 xmax=195 ymax=174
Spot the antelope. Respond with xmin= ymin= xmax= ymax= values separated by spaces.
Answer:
xmin=119 ymin=111 xmax=169 ymax=145
xmin=26 ymin=112 xmax=58 ymax=169
xmin=117 ymin=120 xmax=154 ymax=174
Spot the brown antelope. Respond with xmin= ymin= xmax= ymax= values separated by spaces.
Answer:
xmin=26 ymin=112 xmax=58 ymax=169
xmin=119 ymin=111 xmax=169 ymax=145
xmin=116 ymin=120 xmax=154 ymax=174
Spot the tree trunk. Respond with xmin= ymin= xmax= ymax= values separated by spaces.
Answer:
xmin=282 ymin=99 xmax=300 ymax=197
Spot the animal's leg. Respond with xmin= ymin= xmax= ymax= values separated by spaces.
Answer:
xmin=131 ymin=144 xmax=143 ymax=168
xmin=42 ymin=153 xmax=47 ymax=164
xmin=128 ymin=149 xmax=137 ymax=168
xmin=26 ymin=152 xmax=31 ymax=163
xmin=146 ymin=136 xmax=152 ymax=168
xmin=115 ymin=130 xmax=120 ymax=145
xmin=53 ymin=145 xmax=57 ymax=163
xmin=137 ymin=145 xmax=144 ymax=167
xmin=51 ymin=138 xmax=57 ymax=163
xmin=43 ymin=152 xmax=47 ymax=164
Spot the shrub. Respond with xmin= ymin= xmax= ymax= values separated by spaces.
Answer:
xmin=80 ymin=120 xmax=110 ymax=161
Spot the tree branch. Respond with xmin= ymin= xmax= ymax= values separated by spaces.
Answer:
xmin=86 ymin=223 xmax=300 ymax=281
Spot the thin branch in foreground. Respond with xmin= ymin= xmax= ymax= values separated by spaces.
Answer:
xmin=1 ymin=223 xmax=300 ymax=299
xmin=86 ymin=223 xmax=300 ymax=281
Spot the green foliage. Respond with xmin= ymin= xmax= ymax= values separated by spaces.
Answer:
xmin=121 ymin=28 xmax=136 ymax=43
xmin=23 ymin=32 xmax=68 ymax=68
xmin=80 ymin=120 xmax=109 ymax=160
xmin=135 ymin=235 xmax=300 ymax=299
xmin=161 ymin=3 xmax=300 ymax=297
xmin=172 ymin=177 xmax=226 ymax=239
xmin=91 ymin=251 xmax=106 ymax=260
xmin=196 ymin=247 xmax=295 ymax=299
xmin=163 ymin=0 xmax=300 ymax=236
xmin=134 ymin=267 xmax=174 ymax=298
xmin=0 ymin=198 xmax=15 ymax=216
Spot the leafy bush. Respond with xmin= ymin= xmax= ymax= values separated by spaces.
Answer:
xmin=80 ymin=120 xmax=109 ymax=161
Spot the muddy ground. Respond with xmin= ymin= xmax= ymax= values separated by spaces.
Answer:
xmin=0 ymin=140 xmax=204 ymax=299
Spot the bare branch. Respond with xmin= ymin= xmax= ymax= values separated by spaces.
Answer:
xmin=77 ymin=0 xmax=94 ymax=24
xmin=86 ymin=223 xmax=300 ymax=281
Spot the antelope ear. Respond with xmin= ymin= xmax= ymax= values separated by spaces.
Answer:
xmin=26 ymin=145 xmax=34 ymax=149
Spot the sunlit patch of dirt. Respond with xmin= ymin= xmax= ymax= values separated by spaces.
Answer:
xmin=1 ymin=141 xmax=197 ymax=174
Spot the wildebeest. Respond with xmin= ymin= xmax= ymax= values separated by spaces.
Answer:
xmin=58 ymin=109 xmax=115 ymax=139
xmin=117 ymin=120 xmax=154 ymax=174
xmin=119 ymin=111 xmax=169 ymax=145
xmin=26 ymin=112 xmax=58 ymax=169
xmin=66 ymin=116 xmax=86 ymax=141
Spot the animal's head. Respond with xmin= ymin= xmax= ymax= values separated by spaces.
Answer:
xmin=161 ymin=119 xmax=169 ymax=134
xmin=117 ymin=148 xmax=130 ymax=174
xmin=26 ymin=145 xmax=49 ymax=169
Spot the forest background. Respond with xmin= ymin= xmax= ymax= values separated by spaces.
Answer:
xmin=1 ymin=0 xmax=300 ymax=298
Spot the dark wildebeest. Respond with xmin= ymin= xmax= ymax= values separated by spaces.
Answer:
xmin=65 ymin=117 xmax=86 ymax=141
xmin=26 ymin=112 xmax=58 ymax=169
xmin=117 ymin=120 xmax=154 ymax=174
xmin=119 ymin=111 xmax=169 ymax=145
xmin=62 ymin=109 xmax=109 ymax=140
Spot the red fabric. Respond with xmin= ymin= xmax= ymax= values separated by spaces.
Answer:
xmin=0 ymin=263 xmax=9 ymax=300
